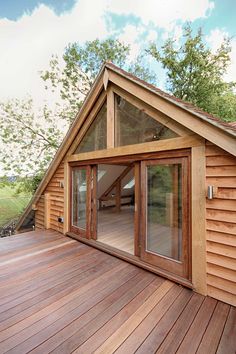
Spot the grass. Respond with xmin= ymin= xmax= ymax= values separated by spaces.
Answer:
xmin=0 ymin=184 xmax=31 ymax=227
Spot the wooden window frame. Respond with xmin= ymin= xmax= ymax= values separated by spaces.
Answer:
xmin=140 ymin=156 xmax=191 ymax=279
xmin=70 ymin=165 xmax=92 ymax=238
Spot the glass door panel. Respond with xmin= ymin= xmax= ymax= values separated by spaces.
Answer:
xmin=141 ymin=157 xmax=190 ymax=278
xmin=71 ymin=166 xmax=91 ymax=236
xmin=147 ymin=163 xmax=182 ymax=261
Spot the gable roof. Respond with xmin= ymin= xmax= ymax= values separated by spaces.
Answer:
xmin=106 ymin=62 xmax=236 ymax=137
xmin=16 ymin=62 xmax=236 ymax=231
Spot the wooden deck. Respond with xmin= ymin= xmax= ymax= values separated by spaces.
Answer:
xmin=97 ymin=207 xmax=134 ymax=254
xmin=0 ymin=230 xmax=235 ymax=354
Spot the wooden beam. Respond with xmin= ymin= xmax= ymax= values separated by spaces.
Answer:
xmin=108 ymin=70 xmax=236 ymax=157
xmin=134 ymin=162 xmax=140 ymax=257
xmin=116 ymin=180 xmax=121 ymax=212
xmin=63 ymin=162 xmax=70 ymax=234
xmin=66 ymin=91 xmax=107 ymax=157
xmin=111 ymin=84 xmax=191 ymax=137
xmin=100 ymin=164 xmax=134 ymax=201
xmin=191 ymin=145 xmax=207 ymax=295
xmin=107 ymin=88 xmax=115 ymax=148
xmin=15 ymin=73 xmax=105 ymax=232
xmin=44 ymin=193 xmax=50 ymax=229
xmin=67 ymin=135 xmax=203 ymax=163
xmin=103 ymin=68 xmax=109 ymax=90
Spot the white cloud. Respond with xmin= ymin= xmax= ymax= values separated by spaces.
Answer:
xmin=0 ymin=1 xmax=108 ymax=104
xmin=106 ymin=0 xmax=214 ymax=28
xmin=118 ymin=24 xmax=144 ymax=61
xmin=0 ymin=0 xmax=215 ymax=106
xmin=146 ymin=30 xmax=158 ymax=42
xmin=207 ymin=28 xmax=236 ymax=83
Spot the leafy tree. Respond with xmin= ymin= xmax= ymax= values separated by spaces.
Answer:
xmin=41 ymin=38 xmax=156 ymax=122
xmin=0 ymin=38 xmax=155 ymax=192
xmin=0 ymin=98 xmax=63 ymax=177
xmin=148 ymin=25 xmax=236 ymax=122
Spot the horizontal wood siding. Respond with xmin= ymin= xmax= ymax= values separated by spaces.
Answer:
xmin=35 ymin=196 xmax=44 ymax=230
xmin=206 ymin=142 xmax=236 ymax=306
xmin=35 ymin=161 xmax=65 ymax=233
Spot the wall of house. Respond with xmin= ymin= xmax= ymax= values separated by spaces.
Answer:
xmin=35 ymin=196 xmax=44 ymax=230
xmin=205 ymin=142 xmax=236 ymax=306
xmin=34 ymin=142 xmax=236 ymax=306
xmin=35 ymin=161 xmax=64 ymax=234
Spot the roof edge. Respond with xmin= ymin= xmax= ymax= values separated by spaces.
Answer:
xmin=105 ymin=62 xmax=236 ymax=138
xmin=16 ymin=63 xmax=107 ymax=231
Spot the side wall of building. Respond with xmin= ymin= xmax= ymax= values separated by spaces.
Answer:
xmin=35 ymin=161 xmax=65 ymax=234
xmin=34 ymin=142 xmax=236 ymax=305
xmin=205 ymin=142 xmax=236 ymax=306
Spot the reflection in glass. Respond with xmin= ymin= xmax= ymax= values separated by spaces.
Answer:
xmin=115 ymin=95 xmax=178 ymax=147
xmin=72 ymin=168 xmax=87 ymax=229
xmin=74 ymin=103 xmax=107 ymax=154
xmin=147 ymin=164 xmax=182 ymax=261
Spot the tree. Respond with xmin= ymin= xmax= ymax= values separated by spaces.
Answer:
xmin=0 ymin=38 xmax=155 ymax=190
xmin=41 ymin=38 xmax=156 ymax=122
xmin=0 ymin=98 xmax=63 ymax=177
xmin=148 ymin=25 xmax=236 ymax=122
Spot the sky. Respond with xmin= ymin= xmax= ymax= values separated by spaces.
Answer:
xmin=0 ymin=0 xmax=235 ymax=107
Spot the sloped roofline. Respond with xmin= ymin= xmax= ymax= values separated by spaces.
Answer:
xmin=105 ymin=62 xmax=236 ymax=137
xmin=16 ymin=63 xmax=106 ymax=231
xmin=16 ymin=62 xmax=236 ymax=231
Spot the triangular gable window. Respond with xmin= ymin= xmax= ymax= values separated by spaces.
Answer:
xmin=74 ymin=102 xmax=107 ymax=154
xmin=115 ymin=94 xmax=178 ymax=147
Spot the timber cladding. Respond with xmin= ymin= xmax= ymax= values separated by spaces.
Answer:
xmin=35 ymin=161 xmax=65 ymax=234
xmin=30 ymin=62 xmax=236 ymax=307
xmin=205 ymin=142 xmax=236 ymax=306
xmin=34 ymin=196 xmax=44 ymax=230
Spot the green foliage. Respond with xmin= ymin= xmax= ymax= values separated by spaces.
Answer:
xmin=148 ymin=25 xmax=236 ymax=122
xmin=1 ymin=38 xmax=155 ymax=185
xmin=13 ymin=173 xmax=44 ymax=194
xmin=0 ymin=182 xmax=31 ymax=227
xmin=0 ymin=98 xmax=63 ymax=176
xmin=41 ymin=39 xmax=129 ymax=122
xmin=127 ymin=54 xmax=156 ymax=84
xmin=41 ymin=38 xmax=156 ymax=122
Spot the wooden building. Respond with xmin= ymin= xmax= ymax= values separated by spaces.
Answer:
xmin=17 ymin=62 xmax=236 ymax=307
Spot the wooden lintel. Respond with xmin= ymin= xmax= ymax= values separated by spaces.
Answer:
xmin=67 ymin=136 xmax=202 ymax=163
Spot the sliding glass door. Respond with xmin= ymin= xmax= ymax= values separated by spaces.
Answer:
xmin=71 ymin=166 xmax=92 ymax=237
xmin=140 ymin=157 xmax=190 ymax=278
xmin=69 ymin=154 xmax=190 ymax=281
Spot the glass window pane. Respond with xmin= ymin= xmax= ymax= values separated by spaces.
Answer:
xmin=146 ymin=163 xmax=182 ymax=261
xmin=72 ymin=168 xmax=87 ymax=229
xmin=115 ymin=95 xmax=178 ymax=147
xmin=74 ymin=103 xmax=107 ymax=154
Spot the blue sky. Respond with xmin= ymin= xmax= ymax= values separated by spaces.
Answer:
xmin=0 ymin=0 xmax=76 ymax=19
xmin=0 ymin=0 xmax=235 ymax=104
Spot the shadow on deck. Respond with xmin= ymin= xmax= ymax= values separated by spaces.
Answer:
xmin=0 ymin=230 xmax=235 ymax=353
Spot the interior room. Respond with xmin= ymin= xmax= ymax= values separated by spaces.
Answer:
xmin=96 ymin=163 xmax=135 ymax=254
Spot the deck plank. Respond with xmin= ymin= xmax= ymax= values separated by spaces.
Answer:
xmin=217 ymin=306 xmax=236 ymax=354
xmin=196 ymin=302 xmax=230 ymax=354
xmin=0 ymin=230 xmax=234 ymax=354
xmin=73 ymin=277 xmax=164 ymax=354
xmin=133 ymin=288 xmax=193 ymax=354
xmin=8 ymin=271 xmax=148 ymax=353
xmin=156 ymin=293 xmax=204 ymax=353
